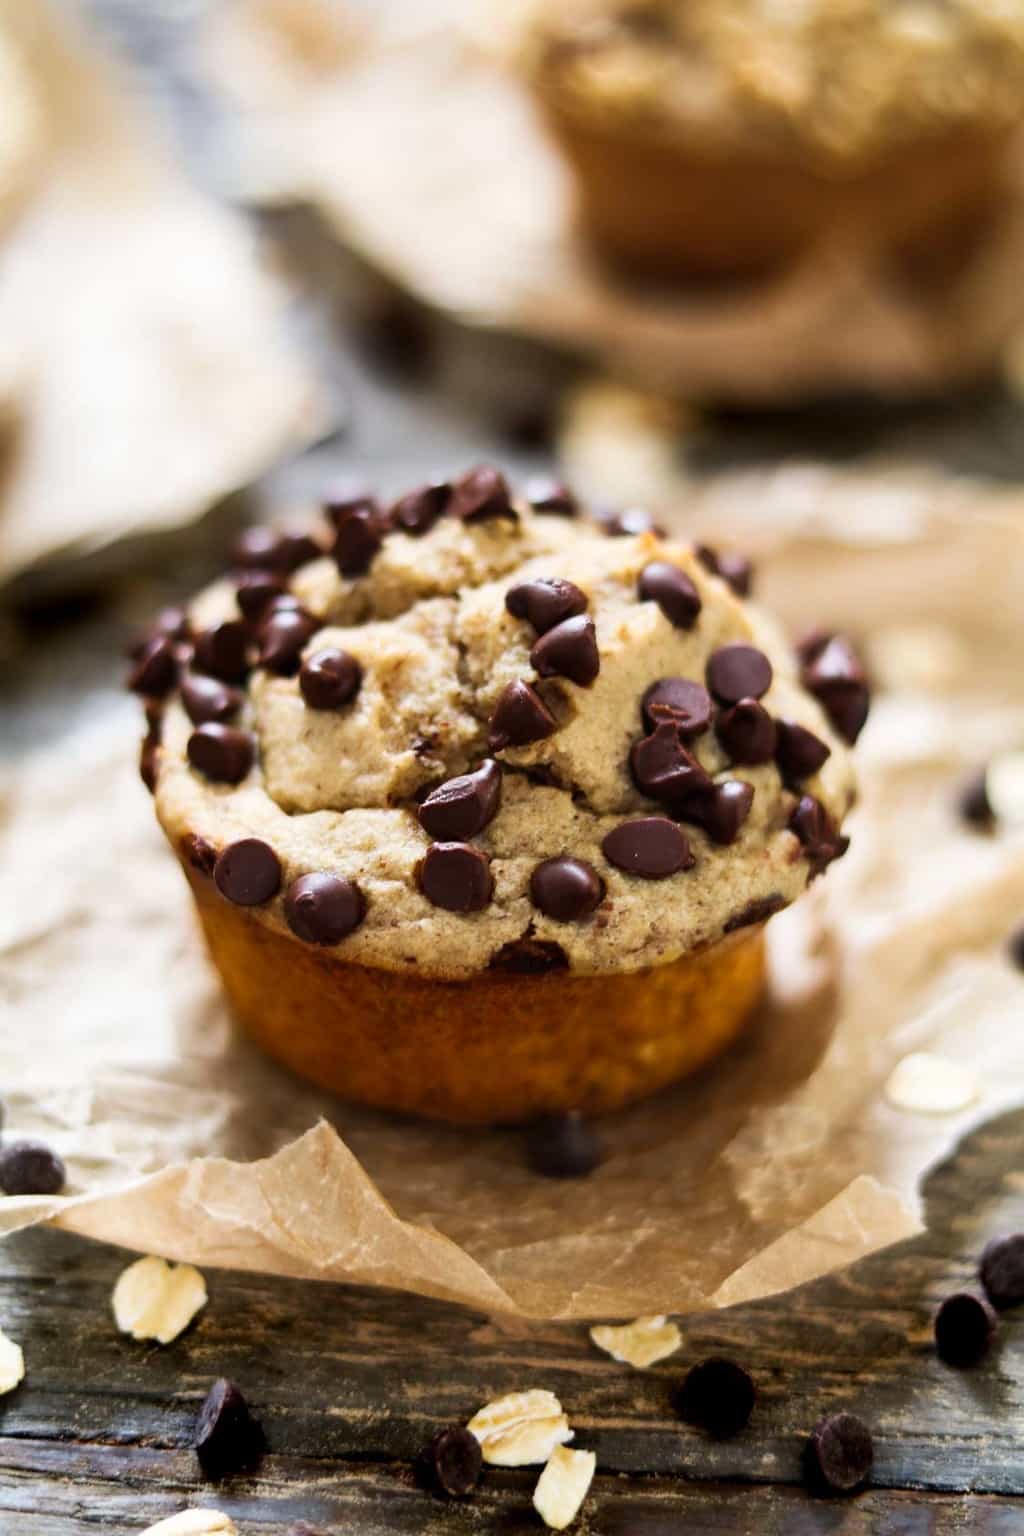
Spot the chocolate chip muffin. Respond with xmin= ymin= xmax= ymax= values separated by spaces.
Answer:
xmin=524 ymin=0 xmax=1024 ymax=281
xmin=130 ymin=468 xmax=865 ymax=1124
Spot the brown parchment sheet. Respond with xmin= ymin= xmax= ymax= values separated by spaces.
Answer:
xmin=2 ymin=466 xmax=1023 ymax=1320
xmin=196 ymin=0 xmax=1024 ymax=401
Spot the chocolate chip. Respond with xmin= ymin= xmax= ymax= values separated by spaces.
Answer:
xmin=140 ymin=738 xmax=160 ymax=794
xmin=418 ymin=760 xmax=502 ymax=841
xmin=258 ymin=607 xmax=319 ymax=676
xmin=723 ymin=893 xmax=786 ymax=933
xmin=489 ymin=938 xmax=569 ymax=974
xmin=630 ymin=723 xmax=712 ymax=804
xmin=214 ymin=839 xmax=282 ymax=907
xmin=451 ymin=464 xmax=515 ymax=523
xmin=638 ymin=561 xmax=702 ymax=630
xmin=789 ymin=793 xmax=849 ymax=876
xmin=527 ymin=1112 xmax=603 ymax=1178
xmin=980 ymin=1233 xmax=1024 ymax=1309
xmin=674 ymin=1358 xmax=756 ymax=1438
xmin=715 ymin=698 xmax=777 ymax=765
xmin=192 ymin=620 xmax=250 ymax=684
xmin=284 ymin=872 xmax=365 ymax=945
xmin=526 ymin=476 xmax=577 ymax=516
xmin=181 ymin=672 xmax=243 ymax=725
xmin=187 ymin=724 xmax=255 ymax=784
xmin=489 ymin=680 xmax=557 ymax=750
xmin=695 ymin=544 xmax=753 ymax=598
xmin=602 ymin=818 xmax=694 ymax=879
xmin=332 ymin=501 xmax=387 ymax=576
xmin=805 ymin=1412 xmax=874 ymax=1495
xmin=299 ymin=648 xmax=362 ymax=710
xmin=530 ymin=615 xmax=600 ymax=687
xmin=706 ymin=644 xmax=773 ymax=704
xmin=506 ymin=577 xmax=588 ymax=635
xmin=128 ymin=604 xmax=190 ymax=658
xmin=958 ymin=767 xmax=994 ymax=828
xmin=934 ymin=1291 xmax=997 ymax=1367
xmin=418 ymin=843 xmax=493 ymax=912
xmin=775 ymin=719 xmax=831 ymax=781
xmin=323 ymin=487 xmax=378 ymax=529
xmin=677 ymin=779 xmax=755 ymax=845
xmin=390 ymin=481 xmax=452 ymax=535
xmin=416 ymin=1426 xmax=483 ymax=1498
xmin=801 ymin=634 xmax=870 ymax=744
xmin=601 ymin=506 xmax=666 ymax=538
xmin=235 ymin=569 xmax=287 ymax=621
xmin=231 ymin=525 xmax=286 ymax=570
xmin=278 ymin=530 xmax=324 ymax=572
xmin=1009 ymin=924 xmax=1024 ymax=971
xmin=181 ymin=833 xmax=217 ymax=876
xmin=641 ymin=678 xmax=713 ymax=738
xmin=194 ymin=1378 xmax=264 ymax=1479
xmin=127 ymin=636 xmax=178 ymax=697
xmin=0 ymin=1139 xmax=66 ymax=1196
xmin=530 ymin=857 xmax=604 ymax=921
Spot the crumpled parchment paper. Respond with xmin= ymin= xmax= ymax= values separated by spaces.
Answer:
xmin=2 ymin=466 xmax=1022 ymax=1320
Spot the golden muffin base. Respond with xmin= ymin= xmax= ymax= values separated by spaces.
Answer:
xmin=185 ymin=864 xmax=766 ymax=1126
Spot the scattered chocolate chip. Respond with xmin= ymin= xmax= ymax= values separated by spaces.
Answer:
xmin=235 ymin=569 xmax=287 ymax=622
xmin=677 ymin=779 xmax=755 ymax=845
xmin=805 ymin=1412 xmax=874 ymax=1495
xmin=706 ymin=644 xmax=773 ymax=704
xmin=638 ymin=561 xmax=702 ymax=630
xmin=192 ymin=620 xmax=250 ymax=684
xmin=181 ymin=672 xmax=244 ymax=725
xmin=187 ymin=724 xmax=255 ymax=784
xmin=794 ymin=627 xmax=831 ymax=665
xmin=231 ymin=525 xmax=285 ymax=570
xmin=530 ymin=615 xmax=600 ymax=687
xmin=674 ymin=1358 xmax=755 ymax=1438
xmin=489 ymin=938 xmax=569 ymax=974
xmin=140 ymin=738 xmax=160 ymax=794
xmin=641 ymin=677 xmax=713 ymax=738
xmin=801 ymin=635 xmax=870 ymax=745
xmin=488 ymin=680 xmax=557 ymax=750
xmin=934 ymin=1291 xmax=997 ymax=1367
xmin=775 ymin=719 xmax=831 ymax=781
xmin=723 ymin=894 xmax=786 ymax=933
xmin=506 ymin=577 xmax=588 ymax=635
xmin=194 ymin=1377 xmax=264 ymax=1479
xmin=451 ymin=465 xmax=515 ymax=523
xmin=128 ymin=604 xmax=190 ymax=658
xmin=789 ymin=794 xmax=850 ymax=876
xmin=527 ymin=1112 xmax=603 ymax=1178
xmin=980 ymin=1233 xmax=1024 ymax=1309
xmin=601 ymin=506 xmax=665 ymax=538
xmin=284 ymin=873 xmax=365 ymax=945
xmin=181 ymin=833 xmax=217 ymax=876
xmin=630 ymin=723 xmax=712 ymax=804
xmin=323 ymin=486 xmax=378 ymax=529
xmin=602 ymin=818 xmax=694 ymax=879
xmin=299 ymin=648 xmax=362 ymax=710
xmin=715 ymin=698 xmax=777 ymax=765
xmin=695 ymin=544 xmax=753 ymax=598
xmin=0 ymin=1139 xmax=66 ymax=1196
xmin=277 ymin=530 xmax=324 ymax=572
xmin=958 ymin=767 xmax=994 ymax=828
xmin=332 ymin=500 xmax=388 ymax=576
xmin=1009 ymin=923 xmax=1024 ymax=971
xmin=214 ymin=839 xmax=282 ymax=907
xmin=530 ymin=857 xmax=604 ymax=921
xmin=526 ymin=476 xmax=577 ymax=516
xmin=390 ymin=481 xmax=452 ymax=535
xmin=144 ymin=701 xmax=164 ymax=736
xmin=416 ymin=1426 xmax=483 ymax=1498
xmin=418 ymin=843 xmax=493 ymax=912
xmin=418 ymin=760 xmax=502 ymax=841
xmin=258 ymin=607 xmax=319 ymax=676
xmin=127 ymin=636 xmax=178 ymax=697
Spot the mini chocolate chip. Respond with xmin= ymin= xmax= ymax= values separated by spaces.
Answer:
xmin=390 ymin=481 xmax=452 ymax=535
xmin=181 ymin=672 xmax=244 ymax=725
xmin=489 ymin=679 xmax=557 ymax=750
xmin=506 ymin=577 xmax=588 ymax=635
xmin=1009 ymin=924 xmax=1024 ymax=971
xmin=194 ymin=1378 xmax=264 ymax=1479
xmin=695 ymin=544 xmax=753 ymax=598
xmin=277 ymin=530 xmax=324 ymax=571
xmin=140 ymin=738 xmax=160 ymax=794
xmin=192 ymin=620 xmax=250 ymax=684
xmin=450 ymin=464 xmax=515 ymax=522
xmin=418 ymin=760 xmax=502 ymax=841
xmin=323 ymin=486 xmax=378 ymax=529
xmin=530 ymin=615 xmax=600 ymax=686
xmin=677 ymin=780 xmax=754 ymax=845
xmin=127 ymin=636 xmax=178 ymax=697
xmin=299 ymin=648 xmax=362 ymax=710
xmin=416 ymin=1426 xmax=483 ymax=1498
xmin=638 ymin=561 xmax=702 ymax=629
xmin=706 ymin=644 xmax=773 ymax=703
xmin=489 ymin=938 xmax=569 ymax=974
xmin=418 ymin=843 xmax=493 ymax=912
xmin=526 ymin=476 xmax=577 ymax=516
xmin=805 ymin=1413 xmax=874 ymax=1495
xmin=789 ymin=793 xmax=849 ymax=875
xmin=601 ymin=506 xmax=666 ymax=538
xmin=602 ymin=818 xmax=694 ymax=879
xmin=775 ymin=719 xmax=831 ymax=781
xmin=235 ymin=569 xmax=287 ymax=621
xmin=187 ymin=724 xmax=255 ymax=784
xmin=958 ymin=767 xmax=994 ymax=828
xmin=674 ymin=1358 xmax=756 ymax=1438
xmin=231 ymin=525 xmax=286 ymax=570
xmin=934 ymin=1291 xmax=997 ymax=1367
xmin=527 ymin=1112 xmax=603 ymax=1178
xmin=723 ymin=894 xmax=787 ymax=933
xmin=128 ymin=604 xmax=190 ymax=658
xmin=715 ymin=698 xmax=777 ymax=764
xmin=181 ymin=833 xmax=218 ymax=876
xmin=801 ymin=634 xmax=870 ymax=744
xmin=284 ymin=873 xmax=365 ymax=945
xmin=641 ymin=677 xmax=713 ymax=738
xmin=214 ymin=839 xmax=282 ymax=907
xmin=980 ymin=1233 xmax=1024 ymax=1308
xmin=630 ymin=722 xmax=712 ymax=803
xmin=794 ymin=626 xmax=831 ymax=665
xmin=530 ymin=857 xmax=604 ymax=921
xmin=332 ymin=501 xmax=387 ymax=575
xmin=0 ymin=1139 xmax=66 ymax=1196
xmin=258 ymin=607 xmax=319 ymax=676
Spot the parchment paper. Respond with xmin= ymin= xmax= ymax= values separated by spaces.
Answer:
xmin=2 ymin=467 xmax=1022 ymax=1320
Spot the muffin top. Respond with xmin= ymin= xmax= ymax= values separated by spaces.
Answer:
xmin=131 ymin=468 xmax=863 ymax=981
xmin=525 ymin=0 xmax=1024 ymax=165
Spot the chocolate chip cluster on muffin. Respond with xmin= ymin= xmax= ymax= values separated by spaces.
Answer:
xmin=129 ymin=467 xmax=866 ymax=1124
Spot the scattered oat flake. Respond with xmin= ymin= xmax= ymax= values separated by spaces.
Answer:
xmin=112 ymin=1255 xmax=208 ymax=1345
xmin=590 ymin=1314 xmax=682 ymax=1369
xmin=884 ymin=1052 xmax=980 ymax=1116
xmin=533 ymin=1445 xmax=596 ymax=1531
xmin=140 ymin=1513 xmax=237 ymax=1536
xmin=987 ymin=751 xmax=1024 ymax=825
xmin=0 ymin=1328 xmax=25 ymax=1395
xmin=468 ymin=1388 xmax=573 ymax=1466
